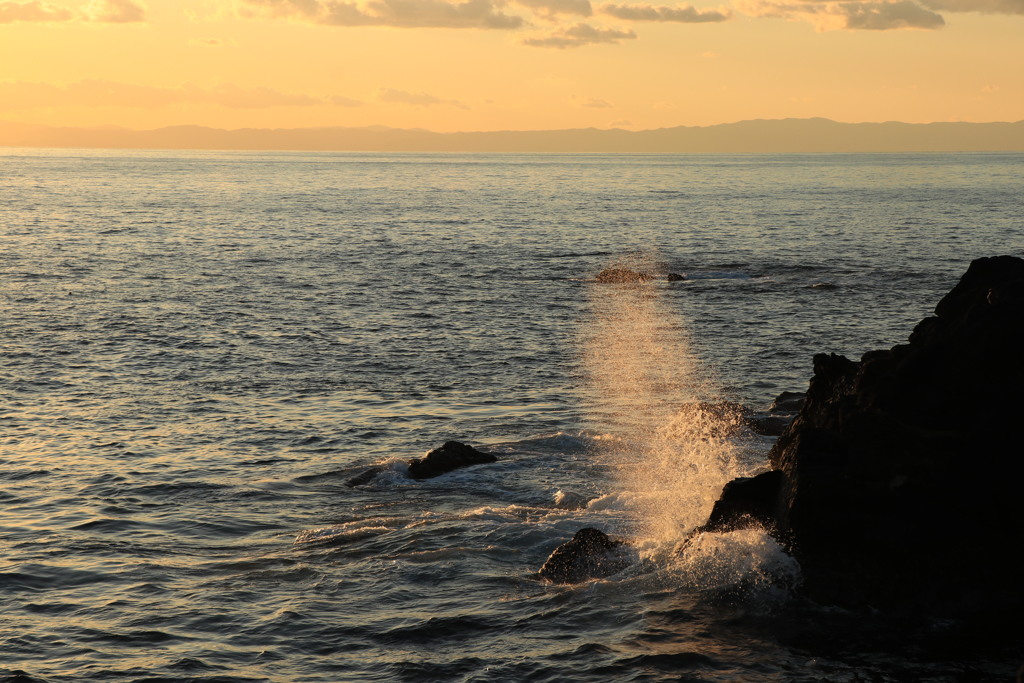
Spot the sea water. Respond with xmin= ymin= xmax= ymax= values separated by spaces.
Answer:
xmin=1 ymin=150 xmax=1022 ymax=681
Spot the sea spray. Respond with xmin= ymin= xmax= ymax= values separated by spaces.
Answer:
xmin=581 ymin=255 xmax=753 ymax=547
xmin=672 ymin=528 xmax=802 ymax=600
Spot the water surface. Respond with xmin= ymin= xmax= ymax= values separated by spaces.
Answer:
xmin=1 ymin=150 xmax=1022 ymax=681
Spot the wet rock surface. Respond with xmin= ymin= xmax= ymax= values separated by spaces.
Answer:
xmin=407 ymin=440 xmax=496 ymax=479
xmin=698 ymin=255 xmax=1024 ymax=619
xmin=537 ymin=528 xmax=632 ymax=584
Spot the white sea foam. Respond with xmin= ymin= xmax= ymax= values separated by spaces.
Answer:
xmin=672 ymin=528 xmax=802 ymax=595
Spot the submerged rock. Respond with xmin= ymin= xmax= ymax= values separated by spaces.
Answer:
xmin=595 ymin=267 xmax=655 ymax=283
xmin=346 ymin=465 xmax=387 ymax=487
xmin=696 ymin=255 xmax=1024 ymax=619
xmin=346 ymin=440 xmax=496 ymax=486
xmin=537 ymin=528 xmax=632 ymax=584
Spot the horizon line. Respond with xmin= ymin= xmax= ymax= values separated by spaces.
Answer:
xmin=4 ymin=118 xmax=1024 ymax=153
xmin=6 ymin=116 xmax=1024 ymax=135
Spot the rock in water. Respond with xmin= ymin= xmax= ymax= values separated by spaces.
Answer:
xmin=768 ymin=391 xmax=806 ymax=414
xmin=346 ymin=441 xmax=496 ymax=486
xmin=595 ymin=267 xmax=654 ymax=283
xmin=696 ymin=255 xmax=1024 ymax=619
xmin=406 ymin=440 xmax=496 ymax=480
xmin=537 ymin=528 xmax=632 ymax=584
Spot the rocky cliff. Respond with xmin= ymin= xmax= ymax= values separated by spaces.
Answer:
xmin=697 ymin=255 xmax=1024 ymax=618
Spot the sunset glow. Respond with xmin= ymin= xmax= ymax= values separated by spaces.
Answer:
xmin=0 ymin=0 xmax=1020 ymax=134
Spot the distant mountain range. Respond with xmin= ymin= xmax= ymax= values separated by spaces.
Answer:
xmin=3 ymin=118 xmax=1024 ymax=153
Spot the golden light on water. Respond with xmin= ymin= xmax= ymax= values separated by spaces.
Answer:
xmin=581 ymin=256 xmax=749 ymax=546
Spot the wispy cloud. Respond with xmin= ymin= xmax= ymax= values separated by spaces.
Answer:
xmin=243 ymin=0 xmax=524 ymax=28
xmin=842 ymin=0 xmax=945 ymax=28
xmin=522 ymin=21 xmax=637 ymax=47
xmin=512 ymin=0 xmax=594 ymax=16
xmin=85 ymin=0 xmax=146 ymax=23
xmin=378 ymin=87 xmax=469 ymax=109
xmin=600 ymin=3 xmax=730 ymax=22
xmin=920 ymin=0 xmax=1024 ymax=13
xmin=738 ymin=0 xmax=946 ymax=29
xmin=0 ymin=0 xmax=148 ymax=23
xmin=239 ymin=0 xmax=750 ymax=45
xmin=0 ymin=1 xmax=73 ymax=23
xmin=0 ymin=80 xmax=359 ymax=110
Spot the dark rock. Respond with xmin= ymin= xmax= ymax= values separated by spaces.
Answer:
xmin=595 ymin=267 xmax=655 ymax=283
xmin=537 ymin=528 xmax=632 ymax=584
xmin=406 ymin=440 xmax=496 ymax=480
xmin=667 ymin=272 xmax=688 ymax=282
xmin=694 ymin=469 xmax=785 ymax=535
xmin=768 ymin=391 xmax=806 ymax=414
xmin=346 ymin=440 xmax=496 ymax=486
xmin=697 ymin=255 xmax=1024 ymax=619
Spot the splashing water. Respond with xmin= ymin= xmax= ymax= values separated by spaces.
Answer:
xmin=580 ymin=254 xmax=753 ymax=546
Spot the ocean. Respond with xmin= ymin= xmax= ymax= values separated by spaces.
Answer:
xmin=1 ymin=149 xmax=1022 ymax=682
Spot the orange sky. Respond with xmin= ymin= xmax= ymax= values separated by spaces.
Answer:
xmin=1 ymin=0 xmax=1021 ymax=132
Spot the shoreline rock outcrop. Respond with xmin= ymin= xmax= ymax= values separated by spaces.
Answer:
xmin=695 ymin=255 xmax=1024 ymax=619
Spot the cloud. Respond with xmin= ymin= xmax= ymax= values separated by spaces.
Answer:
xmin=581 ymin=97 xmax=613 ymax=107
xmin=330 ymin=94 xmax=365 ymax=106
xmin=378 ymin=87 xmax=469 ymax=108
xmin=85 ymin=0 xmax=146 ymax=22
xmin=522 ymin=21 xmax=637 ymax=46
xmin=243 ymin=0 xmax=525 ymax=28
xmin=513 ymin=0 xmax=594 ymax=16
xmin=0 ymin=1 xmax=73 ymax=22
xmin=841 ymin=0 xmax=944 ymax=27
xmin=600 ymin=2 xmax=730 ymax=22
xmin=241 ymin=0 xmax=322 ymax=17
xmin=0 ymin=80 xmax=359 ymax=110
xmin=920 ymin=0 xmax=1024 ymax=13
xmin=739 ymin=0 xmax=945 ymax=28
